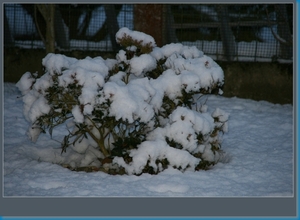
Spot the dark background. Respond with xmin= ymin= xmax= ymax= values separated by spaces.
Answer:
xmin=3 ymin=4 xmax=294 ymax=104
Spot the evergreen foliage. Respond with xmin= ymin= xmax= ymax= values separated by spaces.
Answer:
xmin=17 ymin=28 xmax=228 ymax=175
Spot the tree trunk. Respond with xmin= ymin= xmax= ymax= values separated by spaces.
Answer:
xmin=217 ymin=5 xmax=236 ymax=61
xmin=36 ymin=4 xmax=56 ymax=54
xmin=275 ymin=4 xmax=293 ymax=59
xmin=162 ymin=5 xmax=178 ymax=45
xmin=104 ymin=5 xmax=121 ymax=52
xmin=54 ymin=6 xmax=70 ymax=49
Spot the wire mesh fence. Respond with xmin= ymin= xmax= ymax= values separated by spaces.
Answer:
xmin=171 ymin=4 xmax=293 ymax=62
xmin=4 ymin=4 xmax=293 ymax=63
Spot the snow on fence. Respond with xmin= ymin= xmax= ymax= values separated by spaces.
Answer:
xmin=4 ymin=4 xmax=293 ymax=63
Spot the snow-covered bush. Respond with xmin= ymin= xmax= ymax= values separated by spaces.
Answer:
xmin=16 ymin=27 xmax=229 ymax=175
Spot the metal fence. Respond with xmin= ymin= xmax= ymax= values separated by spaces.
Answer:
xmin=4 ymin=4 xmax=293 ymax=63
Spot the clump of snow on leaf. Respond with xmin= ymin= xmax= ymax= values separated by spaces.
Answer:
xmin=130 ymin=54 xmax=157 ymax=76
xmin=42 ymin=53 xmax=77 ymax=75
xmin=16 ymin=72 xmax=36 ymax=95
xmin=212 ymin=108 xmax=230 ymax=132
xmin=16 ymin=27 xmax=228 ymax=175
xmin=116 ymin=27 xmax=156 ymax=48
xmin=113 ymin=140 xmax=200 ymax=175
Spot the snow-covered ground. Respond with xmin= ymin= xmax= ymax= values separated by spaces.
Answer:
xmin=3 ymin=82 xmax=294 ymax=197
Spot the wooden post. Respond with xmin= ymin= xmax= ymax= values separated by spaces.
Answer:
xmin=134 ymin=4 xmax=164 ymax=47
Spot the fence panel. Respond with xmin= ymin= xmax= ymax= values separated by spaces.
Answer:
xmin=4 ymin=4 xmax=293 ymax=63
xmin=171 ymin=4 xmax=293 ymax=62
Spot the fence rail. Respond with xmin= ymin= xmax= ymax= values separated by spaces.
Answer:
xmin=173 ymin=20 xmax=283 ymax=29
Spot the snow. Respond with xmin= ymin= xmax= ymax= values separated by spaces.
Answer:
xmin=4 ymin=82 xmax=293 ymax=196
xmin=113 ymin=139 xmax=201 ymax=175
xmin=3 ymin=26 xmax=294 ymax=197
xmin=116 ymin=27 xmax=156 ymax=48
xmin=129 ymin=54 xmax=157 ymax=76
